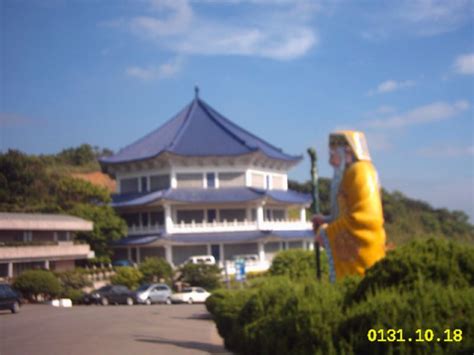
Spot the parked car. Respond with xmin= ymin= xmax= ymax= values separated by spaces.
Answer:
xmin=0 ymin=284 xmax=21 ymax=313
xmin=184 ymin=255 xmax=216 ymax=265
xmin=135 ymin=283 xmax=172 ymax=305
xmin=83 ymin=285 xmax=136 ymax=306
xmin=232 ymin=254 xmax=259 ymax=263
xmin=112 ymin=259 xmax=134 ymax=267
xmin=170 ymin=287 xmax=210 ymax=304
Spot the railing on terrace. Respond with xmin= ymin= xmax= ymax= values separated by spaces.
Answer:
xmin=127 ymin=219 xmax=312 ymax=235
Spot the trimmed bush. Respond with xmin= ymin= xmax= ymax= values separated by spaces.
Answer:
xmin=13 ymin=269 xmax=62 ymax=301
xmin=352 ymin=238 xmax=474 ymax=303
xmin=269 ymin=249 xmax=329 ymax=281
xmin=110 ymin=267 xmax=143 ymax=290
xmin=139 ymin=257 xmax=173 ymax=284
xmin=340 ymin=280 xmax=474 ymax=354
xmin=207 ymin=238 xmax=474 ymax=355
xmin=178 ymin=263 xmax=221 ymax=290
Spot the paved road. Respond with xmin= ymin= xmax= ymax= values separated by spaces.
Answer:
xmin=0 ymin=304 xmax=230 ymax=355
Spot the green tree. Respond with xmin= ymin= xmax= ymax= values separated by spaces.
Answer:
xmin=13 ymin=270 xmax=63 ymax=301
xmin=111 ymin=267 xmax=143 ymax=290
xmin=139 ymin=257 xmax=173 ymax=284
xmin=178 ymin=263 xmax=221 ymax=290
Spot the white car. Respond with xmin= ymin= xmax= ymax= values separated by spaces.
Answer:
xmin=170 ymin=287 xmax=211 ymax=304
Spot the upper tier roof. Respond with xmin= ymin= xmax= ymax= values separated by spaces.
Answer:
xmin=100 ymin=95 xmax=301 ymax=165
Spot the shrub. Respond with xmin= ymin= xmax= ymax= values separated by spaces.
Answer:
xmin=13 ymin=269 xmax=62 ymax=301
xmin=207 ymin=239 xmax=474 ymax=355
xmin=352 ymin=238 xmax=474 ymax=303
xmin=139 ymin=257 xmax=173 ymax=284
xmin=339 ymin=280 xmax=474 ymax=354
xmin=62 ymin=288 xmax=85 ymax=304
xmin=110 ymin=267 xmax=143 ymax=290
xmin=178 ymin=263 xmax=221 ymax=290
xmin=269 ymin=249 xmax=329 ymax=281
xmin=56 ymin=270 xmax=92 ymax=290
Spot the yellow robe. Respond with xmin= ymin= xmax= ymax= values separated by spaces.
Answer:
xmin=324 ymin=160 xmax=386 ymax=279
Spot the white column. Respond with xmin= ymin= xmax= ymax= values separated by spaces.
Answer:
xmin=127 ymin=247 xmax=132 ymax=261
xmin=256 ymin=203 xmax=264 ymax=229
xmin=136 ymin=247 xmax=141 ymax=264
xmin=258 ymin=242 xmax=265 ymax=262
xmin=44 ymin=260 xmax=50 ymax=270
xmin=300 ymin=207 xmax=306 ymax=222
xmin=165 ymin=245 xmax=173 ymax=266
xmin=245 ymin=170 xmax=251 ymax=187
xmin=219 ymin=244 xmax=225 ymax=266
xmin=308 ymin=241 xmax=314 ymax=251
xmin=164 ymin=204 xmax=173 ymax=234
xmin=207 ymin=244 xmax=211 ymax=255
xmin=8 ymin=263 xmax=13 ymax=278
xmin=171 ymin=170 xmax=177 ymax=188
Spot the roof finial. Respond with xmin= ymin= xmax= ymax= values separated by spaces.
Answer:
xmin=194 ymin=84 xmax=199 ymax=99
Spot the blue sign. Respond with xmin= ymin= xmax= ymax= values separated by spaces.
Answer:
xmin=235 ymin=259 xmax=246 ymax=282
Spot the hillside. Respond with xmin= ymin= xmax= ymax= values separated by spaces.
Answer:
xmin=1 ymin=145 xmax=472 ymax=248
xmin=289 ymin=179 xmax=474 ymax=246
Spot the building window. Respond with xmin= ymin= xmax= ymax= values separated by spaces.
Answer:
xmin=176 ymin=173 xmax=203 ymax=188
xmin=141 ymin=213 xmax=149 ymax=227
xmin=150 ymin=211 xmax=164 ymax=226
xmin=57 ymin=232 xmax=69 ymax=241
xmin=220 ymin=209 xmax=246 ymax=222
xmin=206 ymin=173 xmax=216 ymax=188
xmin=207 ymin=209 xmax=217 ymax=222
xmin=123 ymin=213 xmax=140 ymax=227
xmin=176 ymin=210 xmax=204 ymax=224
xmin=120 ymin=178 xmax=139 ymax=194
xmin=150 ymin=174 xmax=170 ymax=191
xmin=219 ymin=172 xmax=245 ymax=187
xmin=141 ymin=177 xmax=148 ymax=192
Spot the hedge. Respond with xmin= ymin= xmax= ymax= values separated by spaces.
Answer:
xmin=206 ymin=238 xmax=474 ymax=355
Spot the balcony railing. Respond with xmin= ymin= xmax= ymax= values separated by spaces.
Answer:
xmin=127 ymin=219 xmax=311 ymax=235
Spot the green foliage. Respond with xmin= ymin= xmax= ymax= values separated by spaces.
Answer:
xmin=56 ymin=270 xmax=92 ymax=291
xmin=206 ymin=239 xmax=474 ymax=355
xmin=178 ymin=263 xmax=221 ymax=290
xmin=289 ymin=179 xmax=474 ymax=245
xmin=269 ymin=249 xmax=329 ymax=281
xmin=70 ymin=203 xmax=126 ymax=257
xmin=352 ymin=238 xmax=474 ymax=303
xmin=139 ymin=257 xmax=173 ymax=284
xmin=0 ymin=149 xmax=127 ymax=257
xmin=340 ymin=281 xmax=474 ymax=355
xmin=13 ymin=270 xmax=62 ymax=301
xmin=110 ymin=267 xmax=143 ymax=290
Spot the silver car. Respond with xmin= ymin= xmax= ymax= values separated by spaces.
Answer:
xmin=135 ymin=284 xmax=172 ymax=305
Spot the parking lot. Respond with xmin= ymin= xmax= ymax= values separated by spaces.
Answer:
xmin=0 ymin=304 xmax=229 ymax=355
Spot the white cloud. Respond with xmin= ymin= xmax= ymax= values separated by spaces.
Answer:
xmin=120 ymin=0 xmax=320 ymax=60
xmin=362 ymin=0 xmax=473 ymax=39
xmin=126 ymin=57 xmax=183 ymax=81
xmin=454 ymin=53 xmax=474 ymax=75
xmin=367 ymin=80 xmax=415 ymax=96
xmin=366 ymin=100 xmax=470 ymax=128
xmin=418 ymin=145 xmax=474 ymax=158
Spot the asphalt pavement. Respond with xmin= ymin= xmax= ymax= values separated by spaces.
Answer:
xmin=0 ymin=303 xmax=230 ymax=355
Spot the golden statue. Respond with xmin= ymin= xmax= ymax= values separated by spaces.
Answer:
xmin=313 ymin=130 xmax=386 ymax=281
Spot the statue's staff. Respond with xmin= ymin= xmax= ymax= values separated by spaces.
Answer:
xmin=307 ymin=148 xmax=321 ymax=280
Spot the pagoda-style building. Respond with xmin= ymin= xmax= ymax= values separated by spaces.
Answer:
xmin=100 ymin=88 xmax=313 ymax=269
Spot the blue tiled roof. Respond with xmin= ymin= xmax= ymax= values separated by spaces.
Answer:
xmin=100 ymin=97 xmax=301 ymax=164
xmin=114 ymin=235 xmax=160 ymax=246
xmin=111 ymin=188 xmax=311 ymax=208
xmin=113 ymin=230 xmax=313 ymax=246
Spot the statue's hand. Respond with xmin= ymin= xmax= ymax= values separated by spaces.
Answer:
xmin=312 ymin=214 xmax=325 ymax=232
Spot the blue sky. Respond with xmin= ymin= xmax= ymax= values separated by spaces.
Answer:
xmin=2 ymin=0 xmax=474 ymax=221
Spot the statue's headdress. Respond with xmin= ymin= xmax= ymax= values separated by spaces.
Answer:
xmin=329 ymin=130 xmax=371 ymax=161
